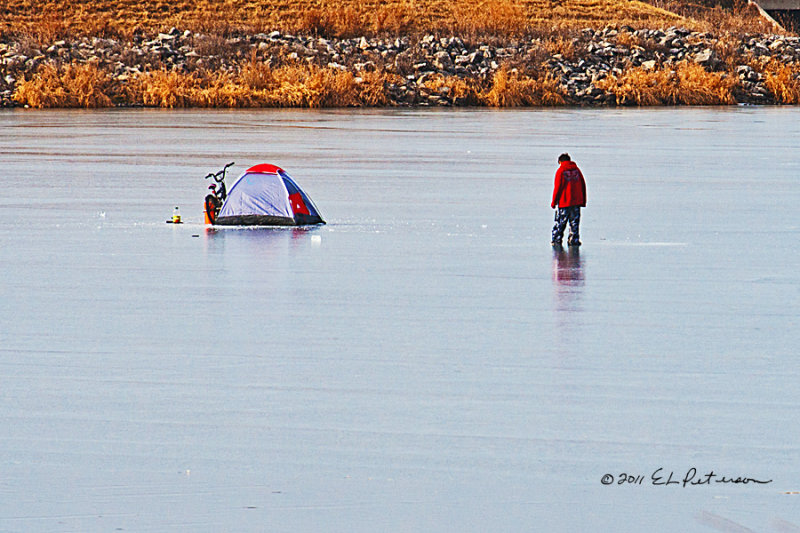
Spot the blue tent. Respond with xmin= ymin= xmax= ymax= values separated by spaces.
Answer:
xmin=209 ymin=164 xmax=325 ymax=226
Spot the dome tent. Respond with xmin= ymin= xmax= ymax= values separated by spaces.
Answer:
xmin=211 ymin=164 xmax=325 ymax=226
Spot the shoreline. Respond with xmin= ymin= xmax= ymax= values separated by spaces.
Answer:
xmin=2 ymin=26 xmax=800 ymax=108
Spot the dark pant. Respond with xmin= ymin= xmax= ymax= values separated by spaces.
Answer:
xmin=552 ymin=206 xmax=581 ymax=244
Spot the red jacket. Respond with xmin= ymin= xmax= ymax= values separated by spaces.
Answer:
xmin=551 ymin=160 xmax=586 ymax=208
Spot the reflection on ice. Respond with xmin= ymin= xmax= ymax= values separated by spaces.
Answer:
xmin=552 ymin=246 xmax=584 ymax=315
xmin=552 ymin=246 xmax=584 ymax=287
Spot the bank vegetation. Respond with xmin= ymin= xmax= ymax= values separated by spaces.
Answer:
xmin=2 ymin=0 xmax=799 ymax=107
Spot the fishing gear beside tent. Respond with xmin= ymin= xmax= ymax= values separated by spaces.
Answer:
xmin=203 ymin=163 xmax=325 ymax=226
xmin=204 ymin=161 xmax=234 ymax=224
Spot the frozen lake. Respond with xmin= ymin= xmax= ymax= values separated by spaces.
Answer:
xmin=1 ymin=107 xmax=799 ymax=532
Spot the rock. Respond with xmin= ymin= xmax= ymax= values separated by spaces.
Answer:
xmin=2 ymin=24 xmax=798 ymax=108
xmin=467 ymin=51 xmax=483 ymax=65
xmin=354 ymin=61 xmax=376 ymax=72
xmin=753 ymin=43 xmax=769 ymax=56
xmin=736 ymin=65 xmax=753 ymax=78
xmin=693 ymin=48 xmax=720 ymax=69
xmin=753 ymin=84 xmax=770 ymax=96
xmin=433 ymin=50 xmax=452 ymax=70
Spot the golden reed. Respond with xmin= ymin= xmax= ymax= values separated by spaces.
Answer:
xmin=13 ymin=60 xmax=573 ymax=108
xmin=3 ymin=0 xmax=772 ymax=41
xmin=596 ymin=62 xmax=737 ymax=105
xmin=15 ymin=58 xmax=800 ymax=108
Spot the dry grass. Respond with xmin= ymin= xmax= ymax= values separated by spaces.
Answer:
xmin=676 ymin=62 xmax=737 ymax=104
xmin=596 ymin=67 xmax=678 ymax=105
xmin=447 ymin=0 xmax=529 ymax=37
xmin=415 ymin=68 xmax=567 ymax=106
xmin=14 ymin=63 xmax=114 ymax=107
xmin=2 ymin=0 xmax=701 ymax=42
xmin=543 ymin=36 xmax=579 ymax=61
xmin=12 ymin=60 xmax=368 ymax=108
xmin=293 ymin=4 xmax=419 ymax=36
xmin=481 ymin=67 xmax=566 ymax=106
xmin=267 ymin=65 xmax=359 ymax=107
xmin=129 ymin=62 xmax=571 ymax=108
xmin=126 ymin=63 xmax=390 ymax=108
xmin=195 ymin=74 xmax=256 ymax=107
xmin=421 ymin=74 xmax=482 ymax=105
xmin=130 ymin=70 xmax=194 ymax=108
xmin=357 ymin=71 xmax=402 ymax=106
xmin=615 ymin=29 xmax=645 ymax=50
xmin=596 ymin=61 xmax=737 ymax=105
xmin=761 ymin=60 xmax=800 ymax=103
xmin=643 ymin=0 xmax=780 ymax=35
xmin=709 ymin=33 xmax=748 ymax=69
xmin=11 ymin=58 xmax=576 ymax=108
xmin=239 ymin=54 xmax=273 ymax=90
xmin=373 ymin=4 xmax=416 ymax=34
xmin=13 ymin=55 xmax=757 ymax=109
xmin=294 ymin=7 xmax=368 ymax=37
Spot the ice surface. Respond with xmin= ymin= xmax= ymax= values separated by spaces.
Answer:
xmin=1 ymin=108 xmax=799 ymax=532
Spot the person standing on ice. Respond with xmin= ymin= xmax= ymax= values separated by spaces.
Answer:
xmin=551 ymin=153 xmax=587 ymax=247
